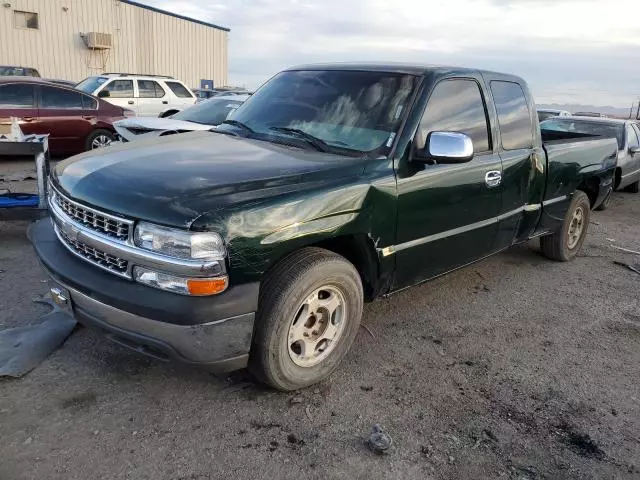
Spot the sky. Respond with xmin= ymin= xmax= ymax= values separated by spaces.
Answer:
xmin=143 ymin=0 xmax=640 ymax=109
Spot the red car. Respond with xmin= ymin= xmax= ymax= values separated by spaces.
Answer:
xmin=0 ymin=77 xmax=133 ymax=156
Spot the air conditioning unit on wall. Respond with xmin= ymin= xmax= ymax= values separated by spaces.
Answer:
xmin=82 ymin=32 xmax=112 ymax=50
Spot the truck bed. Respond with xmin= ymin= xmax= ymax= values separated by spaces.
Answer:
xmin=541 ymin=133 xmax=618 ymax=201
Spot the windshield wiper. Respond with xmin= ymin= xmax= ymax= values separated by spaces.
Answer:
xmin=269 ymin=126 xmax=335 ymax=152
xmin=221 ymin=119 xmax=255 ymax=134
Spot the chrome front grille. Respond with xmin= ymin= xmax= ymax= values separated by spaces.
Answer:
xmin=57 ymin=226 xmax=129 ymax=275
xmin=48 ymin=181 xmax=224 ymax=282
xmin=53 ymin=188 xmax=130 ymax=241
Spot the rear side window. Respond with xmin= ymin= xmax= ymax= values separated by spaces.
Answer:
xmin=165 ymin=81 xmax=193 ymax=98
xmin=0 ymin=83 xmax=35 ymax=107
xmin=490 ymin=81 xmax=533 ymax=150
xmin=418 ymin=79 xmax=490 ymax=153
xmin=40 ymin=86 xmax=84 ymax=109
xmin=103 ymin=79 xmax=134 ymax=98
xmin=137 ymin=80 xmax=165 ymax=98
xmin=626 ymin=125 xmax=639 ymax=148
xmin=82 ymin=95 xmax=97 ymax=109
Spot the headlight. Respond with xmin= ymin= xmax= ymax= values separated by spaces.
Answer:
xmin=133 ymin=267 xmax=228 ymax=296
xmin=134 ymin=222 xmax=226 ymax=260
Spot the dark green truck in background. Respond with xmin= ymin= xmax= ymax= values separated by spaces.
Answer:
xmin=30 ymin=64 xmax=618 ymax=390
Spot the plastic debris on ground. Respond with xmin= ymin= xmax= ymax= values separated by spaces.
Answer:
xmin=0 ymin=297 xmax=76 ymax=378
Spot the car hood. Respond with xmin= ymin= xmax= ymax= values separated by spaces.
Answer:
xmin=52 ymin=131 xmax=367 ymax=228
xmin=114 ymin=117 xmax=212 ymax=141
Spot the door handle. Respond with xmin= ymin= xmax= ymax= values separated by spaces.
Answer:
xmin=485 ymin=170 xmax=502 ymax=188
xmin=128 ymin=100 xmax=134 ymax=105
xmin=82 ymin=115 xmax=95 ymax=120
xmin=22 ymin=117 xmax=35 ymax=122
xmin=162 ymin=100 xmax=168 ymax=104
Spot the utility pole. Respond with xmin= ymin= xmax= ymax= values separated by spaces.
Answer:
xmin=636 ymin=98 xmax=640 ymax=119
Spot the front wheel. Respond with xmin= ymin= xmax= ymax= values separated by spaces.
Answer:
xmin=540 ymin=191 xmax=590 ymax=261
xmin=250 ymin=248 xmax=364 ymax=391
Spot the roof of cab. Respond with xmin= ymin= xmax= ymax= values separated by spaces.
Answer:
xmin=284 ymin=62 xmax=525 ymax=81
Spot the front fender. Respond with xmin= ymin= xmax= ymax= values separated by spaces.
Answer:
xmin=191 ymin=182 xmax=375 ymax=284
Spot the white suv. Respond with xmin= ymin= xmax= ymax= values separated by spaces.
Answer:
xmin=76 ymin=73 xmax=196 ymax=117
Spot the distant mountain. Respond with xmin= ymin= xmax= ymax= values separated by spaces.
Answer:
xmin=538 ymin=103 xmax=638 ymax=119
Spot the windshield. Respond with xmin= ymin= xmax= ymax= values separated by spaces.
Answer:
xmin=541 ymin=119 xmax=625 ymax=150
xmin=172 ymin=97 xmax=244 ymax=125
xmin=221 ymin=70 xmax=419 ymax=154
xmin=76 ymin=76 xmax=108 ymax=93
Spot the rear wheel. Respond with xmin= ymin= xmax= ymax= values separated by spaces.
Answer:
xmin=85 ymin=129 xmax=115 ymax=151
xmin=540 ymin=191 xmax=590 ymax=261
xmin=624 ymin=179 xmax=640 ymax=193
xmin=249 ymin=248 xmax=363 ymax=391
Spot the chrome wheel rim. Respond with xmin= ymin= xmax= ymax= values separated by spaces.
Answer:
xmin=287 ymin=286 xmax=347 ymax=368
xmin=567 ymin=206 xmax=585 ymax=249
xmin=91 ymin=135 xmax=112 ymax=149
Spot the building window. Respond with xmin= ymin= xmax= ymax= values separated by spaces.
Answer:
xmin=14 ymin=11 xmax=39 ymax=30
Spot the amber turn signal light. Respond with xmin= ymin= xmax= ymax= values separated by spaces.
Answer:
xmin=187 ymin=276 xmax=228 ymax=296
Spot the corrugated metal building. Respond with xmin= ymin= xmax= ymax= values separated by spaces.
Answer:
xmin=0 ymin=0 xmax=228 ymax=88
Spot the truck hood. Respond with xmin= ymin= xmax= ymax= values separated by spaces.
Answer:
xmin=52 ymin=131 xmax=367 ymax=228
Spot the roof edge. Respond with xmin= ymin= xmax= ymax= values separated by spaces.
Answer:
xmin=119 ymin=0 xmax=230 ymax=32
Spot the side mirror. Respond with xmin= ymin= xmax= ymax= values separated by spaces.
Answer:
xmin=97 ymin=90 xmax=110 ymax=98
xmin=630 ymin=146 xmax=640 ymax=155
xmin=421 ymin=131 xmax=474 ymax=163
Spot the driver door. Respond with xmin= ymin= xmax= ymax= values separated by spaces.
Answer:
xmin=393 ymin=77 xmax=503 ymax=289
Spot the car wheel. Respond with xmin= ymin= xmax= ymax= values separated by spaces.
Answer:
xmin=86 ymin=129 xmax=116 ymax=151
xmin=594 ymin=188 xmax=612 ymax=211
xmin=624 ymin=179 xmax=639 ymax=193
xmin=540 ymin=191 xmax=590 ymax=261
xmin=249 ymin=247 xmax=364 ymax=391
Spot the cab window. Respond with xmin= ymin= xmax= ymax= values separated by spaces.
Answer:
xmin=417 ymin=79 xmax=490 ymax=153
xmin=490 ymin=81 xmax=533 ymax=150
xmin=627 ymin=124 xmax=639 ymax=148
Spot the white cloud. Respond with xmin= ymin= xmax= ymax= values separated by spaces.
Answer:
xmin=143 ymin=0 xmax=640 ymax=107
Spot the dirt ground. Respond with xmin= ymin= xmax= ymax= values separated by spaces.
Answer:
xmin=1 ymin=159 xmax=639 ymax=480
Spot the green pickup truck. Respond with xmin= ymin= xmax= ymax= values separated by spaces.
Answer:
xmin=30 ymin=63 xmax=618 ymax=390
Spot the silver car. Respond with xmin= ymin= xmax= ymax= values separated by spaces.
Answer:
xmin=113 ymin=94 xmax=249 ymax=142
xmin=537 ymin=108 xmax=571 ymax=122
xmin=541 ymin=117 xmax=640 ymax=192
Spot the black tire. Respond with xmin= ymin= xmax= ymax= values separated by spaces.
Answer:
xmin=540 ymin=191 xmax=590 ymax=262
xmin=594 ymin=188 xmax=612 ymax=211
xmin=624 ymin=180 xmax=639 ymax=193
xmin=85 ymin=129 xmax=116 ymax=151
xmin=249 ymin=247 xmax=364 ymax=391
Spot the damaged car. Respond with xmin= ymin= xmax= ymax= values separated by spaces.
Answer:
xmin=30 ymin=63 xmax=618 ymax=390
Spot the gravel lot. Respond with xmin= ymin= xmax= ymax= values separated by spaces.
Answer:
xmin=1 ymin=159 xmax=639 ymax=480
